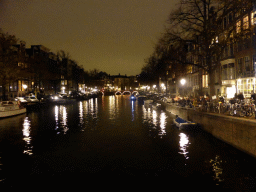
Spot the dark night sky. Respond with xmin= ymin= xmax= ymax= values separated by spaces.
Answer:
xmin=0 ymin=0 xmax=177 ymax=76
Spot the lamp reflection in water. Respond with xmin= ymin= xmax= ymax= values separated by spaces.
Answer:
xmin=55 ymin=106 xmax=59 ymax=131
xmin=210 ymin=155 xmax=224 ymax=184
xmin=179 ymin=132 xmax=190 ymax=159
xmin=143 ymin=106 xmax=167 ymax=138
xmin=79 ymin=101 xmax=84 ymax=129
xmin=109 ymin=96 xmax=116 ymax=120
xmin=159 ymin=112 xmax=167 ymax=137
xmin=152 ymin=109 xmax=157 ymax=126
xmin=131 ymin=100 xmax=135 ymax=121
xmin=55 ymin=105 xmax=69 ymax=134
xmin=22 ymin=117 xmax=33 ymax=155
xmin=61 ymin=106 xmax=68 ymax=134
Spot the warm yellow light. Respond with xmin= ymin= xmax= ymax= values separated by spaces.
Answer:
xmin=22 ymin=84 xmax=27 ymax=89
xmin=180 ymin=79 xmax=186 ymax=85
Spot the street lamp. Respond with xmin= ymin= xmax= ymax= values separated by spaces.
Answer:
xmin=180 ymin=79 xmax=186 ymax=86
xmin=180 ymin=79 xmax=186 ymax=97
xmin=22 ymin=84 xmax=27 ymax=91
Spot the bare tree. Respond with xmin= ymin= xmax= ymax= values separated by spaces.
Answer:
xmin=159 ymin=0 xmax=252 ymax=96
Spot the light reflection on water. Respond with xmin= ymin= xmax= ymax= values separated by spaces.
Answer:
xmin=142 ymin=104 xmax=167 ymax=138
xmin=178 ymin=132 xmax=190 ymax=160
xmin=55 ymin=105 xmax=69 ymax=134
xmin=109 ymin=96 xmax=116 ymax=120
xmin=210 ymin=155 xmax=224 ymax=184
xmin=1 ymin=97 xmax=256 ymax=189
xmin=131 ymin=100 xmax=135 ymax=121
xmin=79 ymin=101 xmax=84 ymax=129
xmin=22 ymin=117 xmax=33 ymax=155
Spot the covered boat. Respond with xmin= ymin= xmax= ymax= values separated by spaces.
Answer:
xmin=0 ymin=101 xmax=26 ymax=118
xmin=173 ymin=116 xmax=196 ymax=129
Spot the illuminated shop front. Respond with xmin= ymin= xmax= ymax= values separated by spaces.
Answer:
xmin=237 ymin=78 xmax=256 ymax=98
xmin=222 ymin=80 xmax=236 ymax=99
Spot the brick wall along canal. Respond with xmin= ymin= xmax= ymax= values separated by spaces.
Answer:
xmin=0 ymin=95 xmax=256 ymax=190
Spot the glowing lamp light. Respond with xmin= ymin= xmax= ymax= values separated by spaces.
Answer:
xmin=22 ymin=84 xmax=27 ymax=89
xmin=180 ymin=79 xmax=186 ymax=86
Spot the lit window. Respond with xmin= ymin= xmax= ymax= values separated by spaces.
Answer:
xmin=243 ymin=16 xmax=249 ymax=30
xmin=251 ymin=11 xmax=256 ymax=25
xmin=236 ymin=20 xmax=241 ymax=33
xmin=202 ymin=75 xmax=208 ymax=88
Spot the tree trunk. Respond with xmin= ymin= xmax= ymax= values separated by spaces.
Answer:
xmin=209 ymin=70 xmax=215 ymax=96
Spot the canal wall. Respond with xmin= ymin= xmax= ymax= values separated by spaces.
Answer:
xmin=164 ymin=103 xmax=256 ymax=158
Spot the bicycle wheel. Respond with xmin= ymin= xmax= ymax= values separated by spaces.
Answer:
xmin=240 ymin=110 xmax=246 ymax=117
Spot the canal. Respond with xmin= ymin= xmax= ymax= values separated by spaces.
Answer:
xmin=0 ymin=95 xmax=256 ymax=189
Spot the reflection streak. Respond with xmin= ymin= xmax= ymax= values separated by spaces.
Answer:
xmin=55 ymin=106 xmax=59 ymax=131
xmin=22 ymin=117 xmax=33 ymax=155
xmin=79 ymin=101 xmax=84 ymax=129
xmin=159 ymin=112 xmax=166 ymax=137
xmin=179 ymin=133 xmax=190 ymax=159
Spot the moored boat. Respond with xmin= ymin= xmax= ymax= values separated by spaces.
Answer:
xmin=173 ymin=116 xmax=196 ymax=129
xmin=144 ymin=99 xmax=153 ymax=104
xmin=0 ymin=101 xmax=26 ymax=118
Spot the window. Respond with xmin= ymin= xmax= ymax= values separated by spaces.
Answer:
xmin=243 ymin=16 xmax=249 ymax=30
xmin=230 ymin=43 xmax=234 ymax=56
xmin=251 ymin=11 xmax=256 ymax=25
xmin=9 ymin=81 xmax=17 ymax=92
xmin=202 ymin=75 xmax=208 ymax=88
xmin=236 ymin=20 xmax=241 ymax=33
xmin=222 ymin=65 xmax=228 ymax=80
xmin=238 ymin=58 xmax=243 ymax=74
xmin=224 ymin=17 xmax=227 ymax=29
xmin=228 ymin=63 xmax=235 ymax=80
xmin=229 ymin=13 xmax=233 ymax=24
xmin=18 ymin=80 xmax=22 ymax=92
xmin=245 ymin=56 xmax=250 ymax=71
xmin=61 ymin=80 xmax=67 ymax=85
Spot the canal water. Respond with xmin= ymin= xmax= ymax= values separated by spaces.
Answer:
xmin=0 ymin=95 xmax=256 ymax=189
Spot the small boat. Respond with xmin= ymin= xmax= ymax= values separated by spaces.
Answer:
xmin=173 ymin=116 xmax=196 ymax=129
xmin=144 ymin=99 xmax=153 ymax=104
xmin=0 ymin=101 xmax=26 ymax=118
xmin=152 ymin=102 xmax=162 ymax=110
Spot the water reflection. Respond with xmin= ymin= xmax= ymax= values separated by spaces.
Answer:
xmin=159 ymin=112 xmax=166 ymax=138
xmin=55 ymin=105 xmax=69 ymax=134
xmin=152 ymin=109 xmax=157 ymax=126
xmin=143 ymin=105 xmax=167 ymax=138
xmin=79 ymin=101 xmax=84 ymax=129
xmin=210 ymin=155 xmax=224 ymax=184
xmin=88 ymin=98 xmax=98 ymax=119
xmin=109 ymin=96 xmax=116 ymax=120
xmin=22 ymin=117 xmax=33 ymax=155
xmin=178 ymin=132 xmax=190 ymax=159
xmin=131 ymin=100 xmax=135 ymax=121
xmin=55 ymin=106 xmax=59 ymax=131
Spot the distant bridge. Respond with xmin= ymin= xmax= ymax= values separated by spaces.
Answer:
xmin=114 ymin=91 xmax=138 ymax=96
